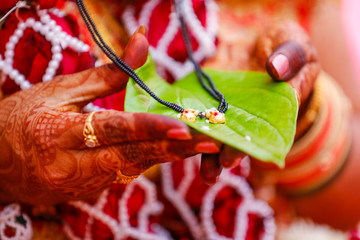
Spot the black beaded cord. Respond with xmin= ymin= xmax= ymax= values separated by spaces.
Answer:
xmin=76 ymin=0 xmax=228 ymax=115
xmin=173 ymin=0 xmax=228 ymax=113
xmin=76 ymin=0 xmax=184 ymax=113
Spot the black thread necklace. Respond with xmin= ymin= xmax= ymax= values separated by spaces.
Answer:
xmin=76 ymin=0 xmax=228 ymax=124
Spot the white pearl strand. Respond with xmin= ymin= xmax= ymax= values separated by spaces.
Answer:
xmin=151 ymin=223 xmax=175 ymax=240
xmin=201 ymin=172 xmax=253 ymax=240
xmin=235 ymin=201 xmax=276 ymax=240
xmin=49 ymin=8 xmax=66 ymax=18
xmin=138 ymin=0 xmax=161 ymax=32
xmin=205 ymin=0 xmax=218 ymax=38
xmin=201 ymin=171 xmax=276 ymax=240
xmin=84 ymin=189 xmax=110 ymax=240
xmin=68 ymin=177 xmax=169 ymax=240
xmin=37 ymin=9 xmax=89 ymax=81
xmin=121 ymin=0 xmax=218 ymax=80
xmin=161 ymin=157 xmax=276 ymax=240
xmin=182 ymin=0 xmax=217 ymax=56
xmin=0 ymin=8 xmax=89 ymax=90
xmin=177 ymin=156 xmax=196 ymax=197
xmin=161 ymin=157 xmax=206 ymax=240
xmin=201 ymin=181 xmax=233 ymax=240
xmin=156 ymin=12 xmax=179 ymax=53
xmin=63 ymin=224 xmax=83 ymax=240
xmin=0 ymin=204 xmax=33 ymax=240
xmin=118 ymin=177 xmax=166 ymax=240
xmin=122 ymin=7 xmax=138 ymax=35
xmin=69 ymin=200 xmax=121 ymax=239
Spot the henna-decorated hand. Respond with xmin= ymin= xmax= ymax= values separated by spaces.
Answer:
xmin=199 ymin=21 xmax=321 ymax=184
xmin=0 ymin=28 xmax=224 ymax=205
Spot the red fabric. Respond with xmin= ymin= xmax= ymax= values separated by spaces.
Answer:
xmin=350 ymin=231 xmax=360 ymax=240
xmin=0 ymin=0 xmax=74 ymax=12
xmin=159 ymin=159 xmax=266 ymax=239
xmin=62 ymin=183 xmax=159 ymax=239
xmin=0 ymin=10 xmax=94 ymax=95
xmin=37 ymin=0 xmax=58 ymax=9
xmin=146 ymin=0 xmax=206 ymax=64
xmin=0 ymin=0 xmax=18 ymax=12
xmin=213 ymin=187 xmax=243 ymax=237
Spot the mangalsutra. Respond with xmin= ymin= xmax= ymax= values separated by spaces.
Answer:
xmin=76 ymin=0 xmax=228 ymax=124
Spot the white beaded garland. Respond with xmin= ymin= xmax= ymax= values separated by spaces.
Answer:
xmin=6 ymin=42 xmax=15 ymax=50
xmin=2 ymin=65 xmax=12 ymax=75
xmin=0 ymin=8 xmax=90 ymax=90
xmin=122 ymin=0 xmax=218 ymax=80
xmin=67 ymin=177 xmax=171 ymax=240
xmin=49 ymin=8 xmax=66 ymax=18
xmin=161 ymin=156 xmax=276 ymax=240
xmin=5 ymin=50 xmax=14 ymax=59
xmin=138 ymin=0 xmax=161 ymax=31
xmin=161 ymin=157 xmax=206 ymax=240
xmin=0 ymin=204 xmax=33 ymax=240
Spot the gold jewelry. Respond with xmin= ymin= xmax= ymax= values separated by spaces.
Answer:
xmin=83 ymin=112 xmax=99 ymax=148
xmin=205 ymin=110 xmax=226 ymax=124
xmin=295 ymin=79 xmax=323 ymax=139
xmin=180 ymin=109 xmax=199 ymax=123
xmin=180 ymin=109 xmax=226 ymax=124
xmin=253 ymin=73 xmax=352 ymax=196
xmin=114 ymin=170 xmax=140 ymax=184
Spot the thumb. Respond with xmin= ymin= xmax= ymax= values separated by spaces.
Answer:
xmin=255 ymin=21 xmax=320 ymax=103
xmin=50 ymin=26 xmax=149 ymax=108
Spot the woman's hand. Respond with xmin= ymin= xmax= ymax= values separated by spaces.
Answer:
xmin=199 ymin=20 xmax=321 ymax=184
xmin=255 ymin=21 xmax=321 ymax=103
xmin=0 ymin=28 xmax=222 ymax=205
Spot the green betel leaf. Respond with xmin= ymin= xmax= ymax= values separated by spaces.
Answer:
xmin=125 ymin=59 xmax=298 ymax=167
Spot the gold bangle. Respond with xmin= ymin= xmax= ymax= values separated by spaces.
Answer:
xmin=114 ymin=170 xmax=140 ymax=184
xmin=295 ymin=79 xmax=323 ymax=139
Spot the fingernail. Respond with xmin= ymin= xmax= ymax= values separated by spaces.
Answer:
xmin=204 ymin=176 xmax=219 ymax=186
xmin=135 ymin=25 xmax=146 ymax=36
xmin=272 ymin=54 xmax=289 ymax=79
xmin=167 ymin=128 xmax=192 ymax=140
xmin=195 ymin=142 xmax=220 ymax=154
xmin=221 ymin=159 xmax=233 ymax=168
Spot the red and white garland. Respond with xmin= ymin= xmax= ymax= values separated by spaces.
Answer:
xmin=161 ymin=156 xmax=276 ymax=240
xmin=121 ymin=0 xmax=218 ymax=80
xmin=64 ymin=177 xmax=169 ymax=240
xmin=0 ymin=204 xmax=32 ymax=240
xmin=0 ymin=7 xmax=89 ymax=90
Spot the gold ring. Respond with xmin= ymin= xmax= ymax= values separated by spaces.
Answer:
xmin=114 ymin=170 xmax=140 ymax=184
xmin=83 ymin=112 xmax=99 ymax=148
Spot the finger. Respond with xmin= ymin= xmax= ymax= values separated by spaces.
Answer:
xmin=50 ymin=26 xmax=149 ymax=107
xmin=218 ymin=145 xmax=247 ymax=168
xmin=255 ymin=21 xmax=320 ymax=103
xmin=121 ymin=137 xmax=220 ymax=174
xmin=287 ymin=61 xmax=321 ymax=104
xmin=54 ymin=110 xmax=191 ymax=149
xmin=75 ymin=134 xmax=221 ymax=176
xmin=200 ymin=154 xmax=223 ymax=185
xmin=266 ymin=41 xmax=307 ymax=81
xmin=54 ymin=109 xmax=222 ymax=152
